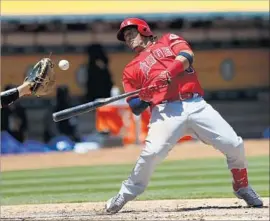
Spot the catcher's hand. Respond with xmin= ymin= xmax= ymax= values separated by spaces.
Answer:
xmin=24 ymin=58 xmax=56 ymax=96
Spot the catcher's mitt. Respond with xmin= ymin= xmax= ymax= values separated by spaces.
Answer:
xmin=24 ymin=58 xmax=56 ymax=96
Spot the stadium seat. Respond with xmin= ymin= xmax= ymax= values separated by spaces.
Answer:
xmin=22 ymin=140 xmax=51 ymax=153
xmin=0 ymin=131 xmax=22 ymax=154
xmin=48 ymin=135 xmax=75 ymax=151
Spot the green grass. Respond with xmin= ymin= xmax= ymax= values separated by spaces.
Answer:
xmin=1 ymin=156 xmax=269 ymax=205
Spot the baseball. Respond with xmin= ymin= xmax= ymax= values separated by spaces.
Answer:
xmin=58 ymin=60 xmax=69 ymax=70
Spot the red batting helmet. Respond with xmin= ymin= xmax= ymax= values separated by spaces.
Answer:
xmin=117 ymin=18 xmax=153 ymax=41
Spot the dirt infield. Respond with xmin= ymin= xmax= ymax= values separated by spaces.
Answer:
xmin=1 ymin=140 xmax=269 ymax=220
xmin=1 ymin=198 xmax=269 ymax=220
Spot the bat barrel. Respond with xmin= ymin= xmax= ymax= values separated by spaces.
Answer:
xmin=52 ymin=101 xmax=98 ymax=122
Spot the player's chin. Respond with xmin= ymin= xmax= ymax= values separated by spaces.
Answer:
xmin=133 ymin=45 xmax=144 ymax=52
xmin=128 ymin=41 xmax=138 ymax=49
xmin=128 ymin=43 xmax=137 ymax=50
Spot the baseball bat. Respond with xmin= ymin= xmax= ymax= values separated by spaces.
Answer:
xmin=52 ymin=89 xmax=141 ymax=122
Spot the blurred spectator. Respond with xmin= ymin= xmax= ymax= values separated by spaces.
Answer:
xmin=85 ymin=43 xmax=113 ymax=102
xmin=43 ymin=86 xmax=80 ymax=142
xmin=1 ymin=84 xmax=28 ymax=142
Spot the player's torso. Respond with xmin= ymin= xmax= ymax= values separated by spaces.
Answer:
xmin=125 ymin=36 xmax=204 ymax=105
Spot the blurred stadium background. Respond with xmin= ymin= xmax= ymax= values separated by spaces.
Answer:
xmin=1 ymin=1 xmax=269 ymax=155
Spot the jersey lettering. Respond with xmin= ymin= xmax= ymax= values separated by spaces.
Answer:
xmin=145 ymin=54 xmax=156 ymax=66
xmin=140 ymin=54 xmax=156 ymax=77
xmin=140 ymin=47 xmax=174 ymax=76
xmin=161 ymin=47 xmax=173 ymax=57
xmin=153 ymin=47 xmax=174 ymax=59
xmin=139 ymin=61 xmax=151 ymax=77
xmin=153 ymin=49 xmax=164 ymax=59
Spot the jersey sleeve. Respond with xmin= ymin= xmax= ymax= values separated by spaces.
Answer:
xmin=165 ymin=33 xmax=193 ymax=55
xmin=122 ymin=68 xmax=139 ymax=102
xmin=122 ymin=69 xmax=136 ymax=93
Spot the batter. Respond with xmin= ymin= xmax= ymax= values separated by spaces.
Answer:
xmin=105 ymin=18 xmax=263 ymax=213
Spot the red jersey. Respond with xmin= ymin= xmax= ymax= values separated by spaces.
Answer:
xmin=122 ymin=33 xmax=204 ymax=106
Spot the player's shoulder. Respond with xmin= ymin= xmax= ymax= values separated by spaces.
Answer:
xmin=125 ymin=55 xmax=139 ymax=68
xmin=159 ymin=33 xmax=187 ymax=43
xmin=123 ymin=58 xmax=138 ymax=76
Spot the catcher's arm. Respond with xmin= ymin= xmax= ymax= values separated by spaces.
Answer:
xmin=0 ymin=82 xmax=31 ymax=108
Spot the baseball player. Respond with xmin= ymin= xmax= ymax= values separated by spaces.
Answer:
xmin=105 ymin=18 xmax=263 ymax=213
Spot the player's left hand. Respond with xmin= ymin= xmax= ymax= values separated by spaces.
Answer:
xmin=139 ymin=72 xmax=171 ymax=102
xmin=139 ymin=86 xmax=156 ymax=102
xmin=152 ymin=71 xmax=172 ymax=91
